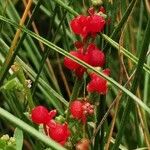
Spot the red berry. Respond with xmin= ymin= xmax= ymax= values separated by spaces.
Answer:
xmin=64 ymin=51 xmax=82 ymax=70
xmin=70 ymin=100 xmax=94 ymax=124
xmin=70 ymin=100 xmax=83 ymax=119
xmin=70 ymin=13 xmax=106 ymax=38
xmin=70 ymin=15 xmax=88 ymax=37
xmin=31 ymin=106 xmax=50 ymax=124
xmin=87 ymin=15 xmax=105 ymax=34
xmin=87 ymin=69 xmax=110 ymax=94
xmin=75 ymin=66 xmax=86 ymax=79
xmin=103 ymin=68 xmax=110 ymax=76
xmin=64 ymin=50 xmax=87 ymax=78
xmin=48 ymin=121 xmax=70 ymax=145
xmin=86 ymin=43 xmax=105 ymax=67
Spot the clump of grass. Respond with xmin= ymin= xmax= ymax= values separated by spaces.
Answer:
xmin=0 ymin=0 xmax=150 ymax=149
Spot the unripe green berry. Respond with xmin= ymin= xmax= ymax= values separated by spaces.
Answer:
xmin=1 ymin=134 xmax=9 ymax=141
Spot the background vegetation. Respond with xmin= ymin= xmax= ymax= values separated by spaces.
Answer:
xmin=0 ymin=0 xmax=150 ymax=149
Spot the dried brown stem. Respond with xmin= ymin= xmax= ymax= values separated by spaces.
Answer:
xmin=5 ymin=0 xmax=33 ymax=65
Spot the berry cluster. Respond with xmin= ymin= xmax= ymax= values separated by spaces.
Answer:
xmin=64 ymin=43 xmax=105 ymax=78
xmin=64 ymin=7 xmax=110 ymax=94
xmin=31 ymin=106 xmax=70 ymax=145
xmin=87 ymin=68 xmax=110 ymax=94
xmin=31 ymin=6 xmax=110 ymax=148
xmin=70 ymin=100 xmax=94 ymax=124
xmin=70 ymin=7 xmax=106 ymax=38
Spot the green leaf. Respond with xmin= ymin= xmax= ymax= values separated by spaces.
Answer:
xmin=0 ymin=139 xmax=6 ymax=148
xmin=0 ymin=78 xmax=23 ymax=91
xmin=14 ymin=128 xmax=23 ymax=150
xmin=5 ymin=145 xmax=16 ymax=150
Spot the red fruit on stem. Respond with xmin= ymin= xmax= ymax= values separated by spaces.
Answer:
xmin=64 ymin=49 xmax=88 ymax=78
xmin=87 ymin=15 xmax=105 ymax=34
xmin=64 ymin=51 xmax=82 ymax=70
xmin=103 ymin=68 xmax=110 ymax=76
xmin=87 ymin=77 xmax=107 ymax=94
xmin=31 ymin=106 xmax=50 ymax=124
xmin=70 ymin=100 xmax=94 ymax=124
xmin=70 ymin=100 xmax=83 ymax=119
xmin=86 ymin=43 xmax=105 ymax=67
xmin=70 ymin=15 xmax=88 ymax=37
xmin=75 ymin=66 xmax=86 ymax=79
xmin=87 ymin=69 xmax=110 ymax=94
xmin=86 ymin=50 xmax=105 ymax=67
xmin=48 ymin=121 xmax=70 ymax=145
xmin=70 ymin=13 xmax=106 ymax=38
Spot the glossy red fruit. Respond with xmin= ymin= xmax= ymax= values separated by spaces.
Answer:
xmin=48 ymin=120 xmax=70 ymax=145
xmin=70 ymin=13 xmax=106 ymax=38
xmin=70 ymin=100 xmax=94 ymax=124
xmin=86 ymin=43 xmax=105 ymax=67
xmin=87 ymin=69 xmax=110 ymax=94
xmin=70 ymin=15 xmax=88 ymax=37
xmin=31 ymin=106 xmax=50 ymax=124
xmin=64 ymin=50 xmax=87 ymax=78
xmin=64 ymin=51 xmax=82 ymax=70
xmin=87 ymin=15 xmax=105 ymax=34
xmin=70 ymin=100 xmax=83 ymax=119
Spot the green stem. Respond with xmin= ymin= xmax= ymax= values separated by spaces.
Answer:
xmin=144 ymin=54 xmax=150 ymax=104
xmin=133 ymin=105 xmax=142 ymax=146
xmin=66 ymin=78 xmax=83 ymax=120
xmin=31 ymin=2 xmax=70 ymax=96
xmin=14 ymin=63 xmax=35 ymax=110
xmin=136 ymin=0 xmax=144 ymax=55
xmin=94 ymin=96 xmax=105 ymax=150
xmin=31 ymin=5 xmax=59 ymax=96
xmin=112 ymin=16 xmax=150 ymax=150
xmin=70 ymin=78 xmax=83 ymax=101
xmin=53 ymin=0 xmax=78 ymax=16
xmin=0 ymin=0 xmax=9 ymax=34
xmin=110 ymin=0 xmax=137 ymax=40
xmin=0 ymin=107 xmax=67 ymax=150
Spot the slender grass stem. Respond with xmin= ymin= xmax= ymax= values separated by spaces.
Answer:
xmin=12 ymin=63 xmax=34 ymax=110
xmin=110 ymin=0 xmax=137 ymax=40
xmin=53 ymin=0 xmax=78 ymax=16
xmin=23 ymin=0 xmax=58 ymax=92
xmin=94 ymin=96 xmax=105 ymax=150
xmin=101 ymin=34 xmax=150 ymax=74
xmin=0 ymin=0 xmax=33 ymax=83
xmin=112 ymin=17 xmax=150 ymax=150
